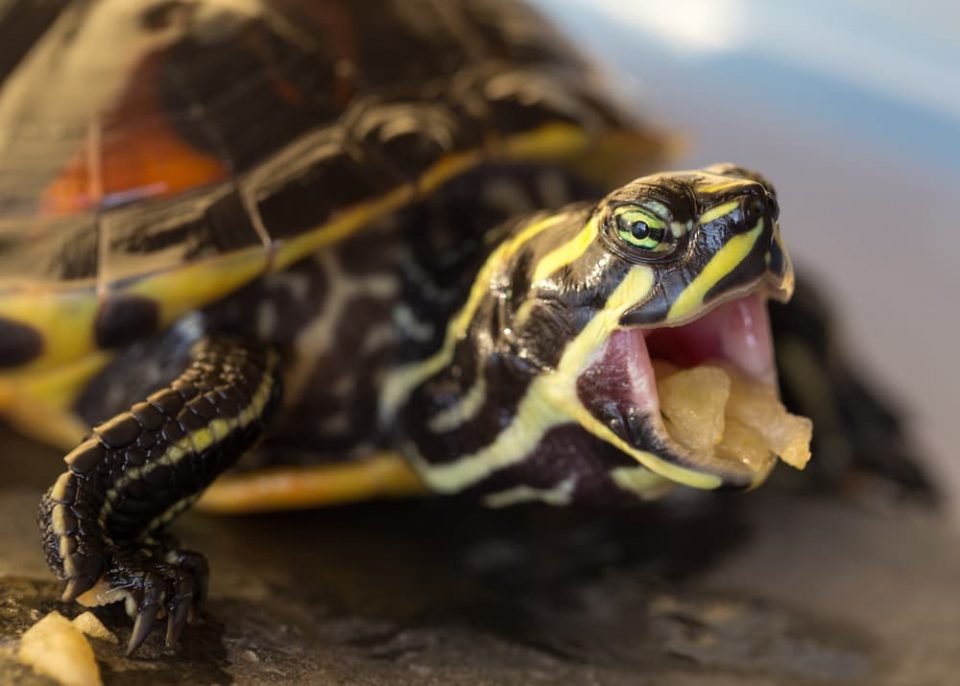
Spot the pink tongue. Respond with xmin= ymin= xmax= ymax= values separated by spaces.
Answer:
xmin=645 ymin=295 xmax=776 ymax=383
xmin=578 ymin=295 xmax=777 ymax=421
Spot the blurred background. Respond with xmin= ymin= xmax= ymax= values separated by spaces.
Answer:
xmin=0 ymin=3 xmax=957 ymax=681
xmin=535 ymin=0 xmax=960 ymax=521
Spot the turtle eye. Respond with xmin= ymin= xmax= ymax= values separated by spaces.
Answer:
xmin=611 ymin=205 xmax=675 ymax=256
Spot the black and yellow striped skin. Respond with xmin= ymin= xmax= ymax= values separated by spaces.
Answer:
xmin=382 ymin=164 xmax=792 ymax=504
xmin=0 ymin=0 xmax=668 ymax=448
xmin=9 ymin=0 xmax=805 ymax=656
xmin=40 ymin=339 xmax=282 ymax=652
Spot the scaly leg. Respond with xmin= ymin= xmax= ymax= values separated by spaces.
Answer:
xmin=38 ymin=337 xmax=281 ymax=655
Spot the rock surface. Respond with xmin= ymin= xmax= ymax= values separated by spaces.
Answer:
xmin=1 ymin=429 xmax=958 ymax=685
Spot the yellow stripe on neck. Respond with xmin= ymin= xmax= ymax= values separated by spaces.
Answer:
xmin=410 ymin=267 xmax=722 ymax=494
xmin=380 ymin=213 xmax=564 ymax=424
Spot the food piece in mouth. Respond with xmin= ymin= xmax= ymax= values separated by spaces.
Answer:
xmin=587 ymin=294 xmax=812 ymax=477
xmin=655 ymin=364 xmax=730 ymax=452
xmin=654 ymin=360 xmax=812 ymax=472
xmin=726 ymin=370 xmax=813 ymax=469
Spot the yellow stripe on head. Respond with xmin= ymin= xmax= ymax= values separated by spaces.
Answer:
xmin=531 ymin=215 xmax=599 ymax=284
xmin=697 ymin=200 xmax=739 ymax=226
xmin=667 ymin=221 xmax=764 ymax=323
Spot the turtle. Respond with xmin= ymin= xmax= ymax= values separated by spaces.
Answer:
xmin=0 ymin=0 xmax=931 ymax=658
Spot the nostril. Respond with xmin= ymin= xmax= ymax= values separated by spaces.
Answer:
xmin=742 ymin=196 xmax=766 ymax=225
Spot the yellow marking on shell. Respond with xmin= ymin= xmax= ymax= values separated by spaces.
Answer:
xmin=197 ymin=452 xmax=428 ymax=514
xmin=667 ymin=221 xmax=764 ymax=323
xmin=0 ymin=291 xmax=98 ymax=375
xmin=411 ymin=268 xmax=724 ymax=493
xmin=0 ymin=120 xmax=603 ymax=386
xmin=531 ymin=215 xmax=599 ymax=284
xmin=271 ymin=186 xmax=416 ymax=274
xmin=483 ymin=478 xmax=576 ymax=508
xmin=127 ymin=247 xmax=268 ymax=328
xmin=272 ymin=123 xmax=600 ymax=279
xmin=697 ymin=200 xmax=740 ymax=226
xmin=500 ymin=122 xmax=591 ymax=162
xmin=0 ymin=352 xmax=112 ymax=449
xmin=558 ymin=128 xmax=681 ymax=188
xmin=1 ymin=248 xmax=264 ymax=381
xmin=417 ymin=150 xmax=483 ymax=198
xmin=380 ymin=213 xmax=565 ymax=423
xmin=427 ymin=376 xmax=487 ymax=434
xmin=0 ymin=121 xmax=630 ymax=447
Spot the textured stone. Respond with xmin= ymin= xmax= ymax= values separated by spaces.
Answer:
xmin=1 ymin=427 xmax=958 ymax=685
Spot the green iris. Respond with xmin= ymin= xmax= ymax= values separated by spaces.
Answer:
xmin=613 ymin=206 xmax=672 ymax=254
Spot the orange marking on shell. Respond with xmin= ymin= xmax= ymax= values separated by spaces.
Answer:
xmin=40 ymin=55 xmax=228 ymax=216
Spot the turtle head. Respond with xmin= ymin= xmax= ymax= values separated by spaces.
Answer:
xmin=387 ymin=165 xmax=802 ymax=505
xmin=501 ymin=163 xmax=791 ymax=342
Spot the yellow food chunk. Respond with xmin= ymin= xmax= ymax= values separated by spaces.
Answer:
xmin=72 ymin=612 xmax=118 ymax=645
xmin=18 ymin=611 xmax=102 ymax=686
xmin=726 ymin=373 xmax=813 ymax=469
xmin=654 ymin=361 xmax=812 ymax=472
xmin=658 ymin=365 xmax=730 ymax=452
xmin=717 ymin=418 xmax=775 ymax=472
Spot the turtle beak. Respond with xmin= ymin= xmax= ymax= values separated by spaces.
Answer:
xmin=765 ymin=223 xmax=795 ymax=304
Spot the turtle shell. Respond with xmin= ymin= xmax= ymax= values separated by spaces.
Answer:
xmin=0 ymin=0 xmax=668 ymax=380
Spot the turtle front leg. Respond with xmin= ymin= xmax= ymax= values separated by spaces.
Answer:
xmin=38 ymin=338 xmax=281 ymax=655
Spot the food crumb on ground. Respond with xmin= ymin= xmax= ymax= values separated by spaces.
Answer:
xmin=18 ymin=611 xmax=102 ymax=686
xmin=72 ymin=612 xmax=118 ymax=645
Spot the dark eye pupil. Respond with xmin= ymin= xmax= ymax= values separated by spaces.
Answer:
xmin=629 ymin=220 xmax=649 ymax=239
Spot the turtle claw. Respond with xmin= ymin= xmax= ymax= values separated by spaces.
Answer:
xmin=165 ymin=599 xmax=190 ymax=648
xmin=164 ymin=570 xmax=197 ymax=648
xmin=127 ymin=604 xmax=159 ymax=656
xmin=96 ymin=548 xmax=210 ymax=655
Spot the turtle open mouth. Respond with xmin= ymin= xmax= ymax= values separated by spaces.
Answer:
xmin=580 ymin=294 xmax=812 ymax=484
